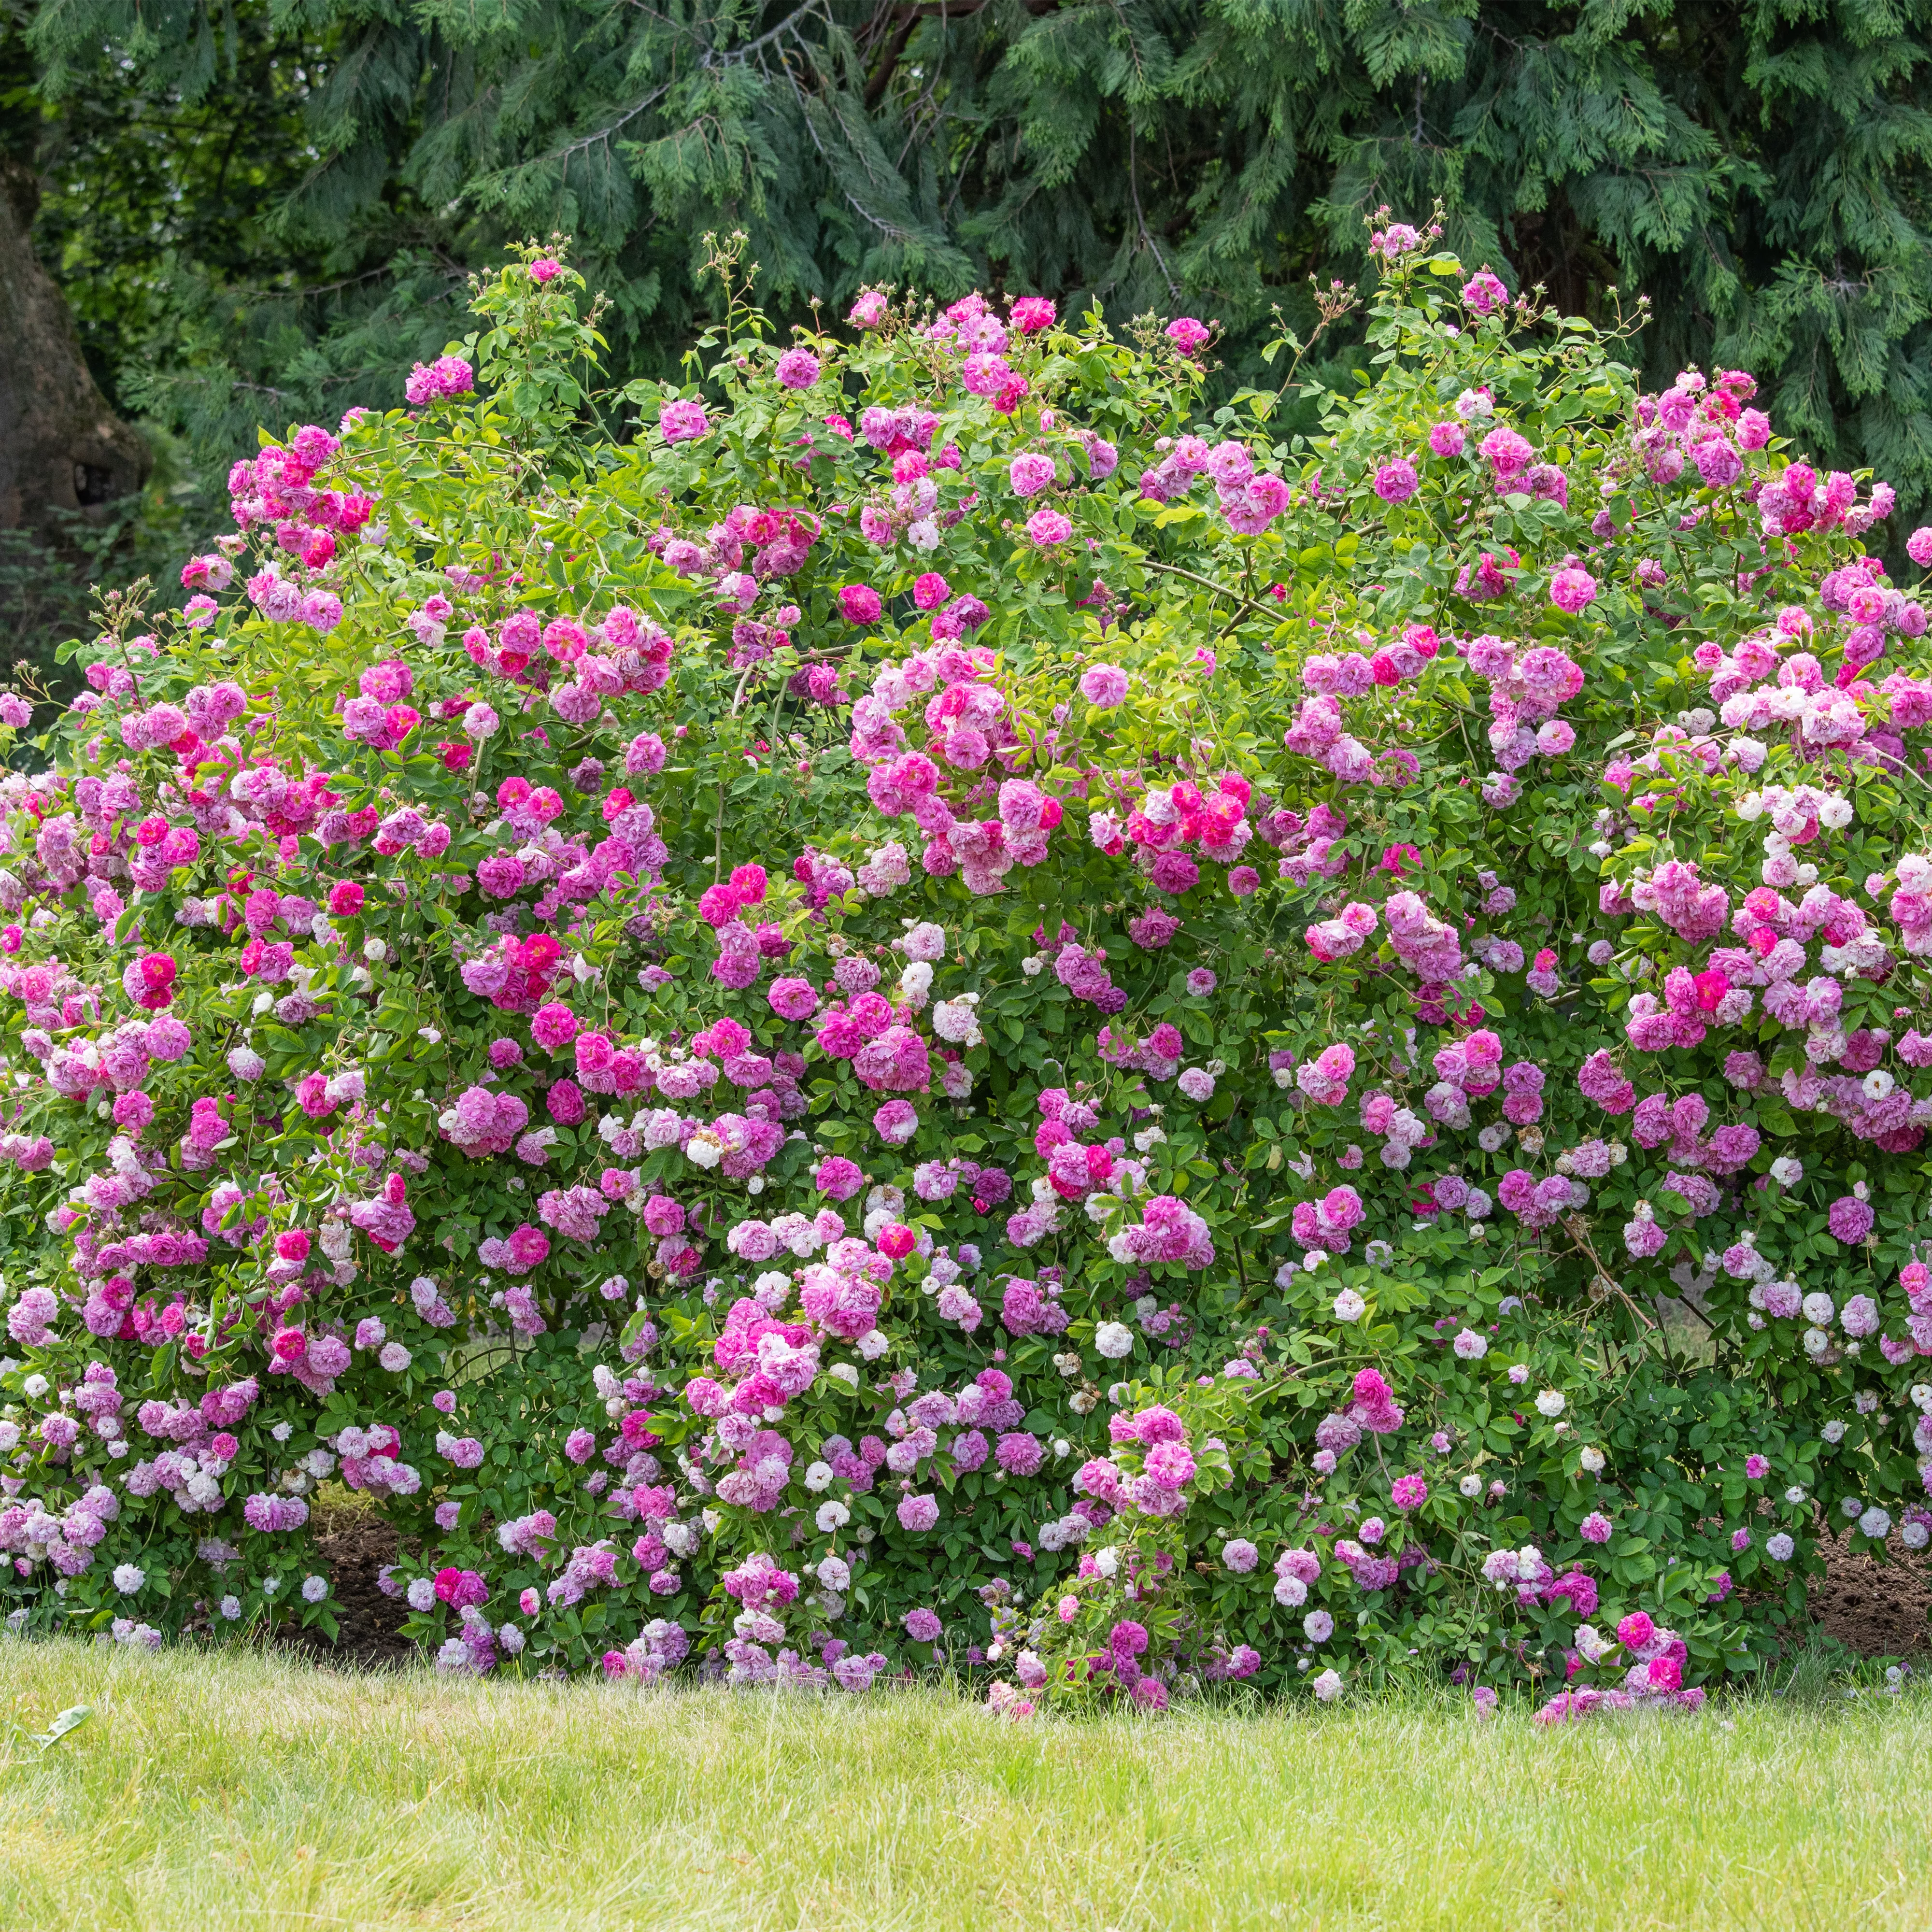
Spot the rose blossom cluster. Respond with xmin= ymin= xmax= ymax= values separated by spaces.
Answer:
xmin=3 ymin=244 xmax=1932 ymax=1717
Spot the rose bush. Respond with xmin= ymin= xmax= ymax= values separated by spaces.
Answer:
xmin=1 ymin=227 xmax=1929 ymax=1715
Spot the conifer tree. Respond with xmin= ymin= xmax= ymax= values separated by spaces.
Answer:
xmin=10 ymin=0 xmax=1932 ymax=515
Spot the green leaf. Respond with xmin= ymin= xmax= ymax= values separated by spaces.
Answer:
xmin=29 ymin=1705 xmax=91 ymax=1749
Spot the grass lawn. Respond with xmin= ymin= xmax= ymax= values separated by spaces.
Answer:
xmin=1 ymin=1642 xmax=1928 ymax=1931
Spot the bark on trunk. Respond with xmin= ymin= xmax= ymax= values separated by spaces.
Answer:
xmin=0 ymin=160 xmax=150 ymax=532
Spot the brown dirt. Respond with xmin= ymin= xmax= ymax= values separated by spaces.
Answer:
xmin=1808 ymin=1530 xmax=1932 ymax=1658
xmin=273 ymin=1508 xmax=419 ymax=1670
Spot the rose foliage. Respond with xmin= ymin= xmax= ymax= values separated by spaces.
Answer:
xmin=1 ymin=238 xmax=1931 ymax=1719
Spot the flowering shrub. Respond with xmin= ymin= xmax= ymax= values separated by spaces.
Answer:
xmin=2 ymin=231 xmax=1930 ymax=1710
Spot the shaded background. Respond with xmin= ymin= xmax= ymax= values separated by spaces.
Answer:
xmin=5 ymin=0 xmax=1932 ymax=690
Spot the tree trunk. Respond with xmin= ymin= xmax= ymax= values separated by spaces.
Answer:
xmin=0 ymin=160 xmax=150 ymax=532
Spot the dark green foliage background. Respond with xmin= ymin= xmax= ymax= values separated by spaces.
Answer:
xmin=6 ymin=0 xmax=1932 ymax=531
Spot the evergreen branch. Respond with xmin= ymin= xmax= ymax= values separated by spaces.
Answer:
xmin=545 ymin=85 xmax=678 ymax=167
xmin=544 ymin=0 xmax=839 ymax=183
xmin=1127 ymin=122 xmax=1179 ymax=304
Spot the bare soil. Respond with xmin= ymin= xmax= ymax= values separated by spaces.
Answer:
xmin=1810 ymin=1529 xmax=1932 ymax=1658
xmin=275 ymin=1510 xmax=416 ymax=1670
